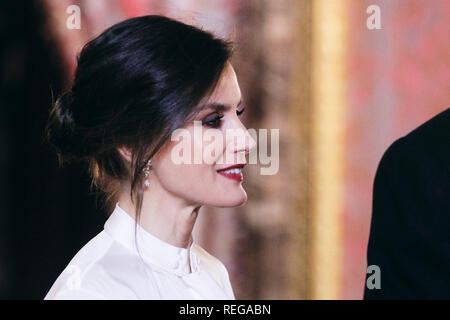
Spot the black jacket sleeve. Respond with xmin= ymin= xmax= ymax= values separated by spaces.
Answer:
xmin=364 ymin=108 xmax=450 ymax=299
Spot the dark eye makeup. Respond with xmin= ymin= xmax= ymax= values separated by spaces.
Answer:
xmin=203 ymin=114 xmax=224 ymax=128
xmin=236 ymin=106 xmax=246 ymax=116
xmin=202 ymin=106 xmax=246 ymax=128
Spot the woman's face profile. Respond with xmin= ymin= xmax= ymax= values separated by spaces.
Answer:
xmin=150 ymin=62 xmax=257 ymax=208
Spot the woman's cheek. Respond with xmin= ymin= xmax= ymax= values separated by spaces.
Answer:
xmin=170 ymin=163 xmax=211 ymax=195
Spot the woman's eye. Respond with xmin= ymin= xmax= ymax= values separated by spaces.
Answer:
xmin=236 ymin=106 xmax=246 ymax=116
xmin=202 ymin=115 xmax=224 ymax=128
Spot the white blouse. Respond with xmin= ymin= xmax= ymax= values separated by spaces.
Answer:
xmin=44 ymin=202 xmax=236 ymax=300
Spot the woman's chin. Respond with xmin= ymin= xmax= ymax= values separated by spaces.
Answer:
xmin=215 ymin=190 xmax=248 ymax=207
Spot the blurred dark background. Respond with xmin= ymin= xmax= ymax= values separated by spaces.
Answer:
xmin=0 ymin=1 xmax=105 ymax=299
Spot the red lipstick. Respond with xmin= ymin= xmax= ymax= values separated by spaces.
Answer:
xmin=216 ymin=164 xmax=245 ymax=182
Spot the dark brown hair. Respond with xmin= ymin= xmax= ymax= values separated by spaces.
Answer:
xmin=44 ymin=15 xmax=234 ymax=224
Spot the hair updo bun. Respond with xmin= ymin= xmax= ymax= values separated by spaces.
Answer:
xmin=43 ymin=14 xmax=234 ymax=216
xmin=45 ymin=90 xmax=91 ymax=164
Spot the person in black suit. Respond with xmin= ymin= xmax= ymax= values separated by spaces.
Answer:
xmin=364 ymin=107 xmax=450 ymax=299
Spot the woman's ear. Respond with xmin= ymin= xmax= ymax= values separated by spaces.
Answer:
xmin=117 ymin=146 xmax=133 ymax=163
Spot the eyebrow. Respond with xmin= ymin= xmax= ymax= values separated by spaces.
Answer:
xmin=199 ymin=98 xmax=243 ymax=112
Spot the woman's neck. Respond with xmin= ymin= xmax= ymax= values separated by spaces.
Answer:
xmin=117 ymin=183 xmax=201 ymax=249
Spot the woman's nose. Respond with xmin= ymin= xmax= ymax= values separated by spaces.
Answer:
xmin=234 ymin=126 xmax=257 ymax=156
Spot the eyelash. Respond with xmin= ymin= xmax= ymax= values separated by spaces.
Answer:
xmin=203 ymin=115 xmax=224 ymax=128
xmin=203 ymin=107 xmax=246 ymax=128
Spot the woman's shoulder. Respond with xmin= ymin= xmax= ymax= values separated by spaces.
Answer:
xmin=44 ymin=231 xmax=143 ymax=300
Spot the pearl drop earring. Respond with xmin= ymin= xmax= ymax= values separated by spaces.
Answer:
xmin=143 ymin=159 xmax=152 ymax=188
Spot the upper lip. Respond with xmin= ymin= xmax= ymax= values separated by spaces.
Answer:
xmin=217 ymin=164 xmax=246 ymax=171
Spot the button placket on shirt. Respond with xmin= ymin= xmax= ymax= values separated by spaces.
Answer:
xmin=170 ymin=250 xmax=187 ymax=276
xmin=170 ymin=250 xmax=201 ymax=276
xmin=191 ymin=251 xmax=201 ymax=273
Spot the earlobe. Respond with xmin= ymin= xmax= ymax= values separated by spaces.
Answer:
xmin=117 ymin=146 xmax=133 ymax=163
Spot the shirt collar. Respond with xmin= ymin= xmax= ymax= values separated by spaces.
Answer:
xmin=103 ymin=202 xmax=200 ymax=276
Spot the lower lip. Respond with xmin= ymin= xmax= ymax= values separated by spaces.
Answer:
xmin=217 ymin=171 xmax=243 ymax=182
